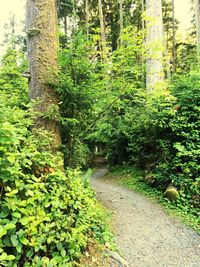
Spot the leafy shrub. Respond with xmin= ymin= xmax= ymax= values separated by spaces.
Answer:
xmin=57 ymin=32 xmax=97 ymax=168
xmin=99 ymin=69 xmax=199 ymax=218
xmin=0 ymin=52 xmax=112 ymax=266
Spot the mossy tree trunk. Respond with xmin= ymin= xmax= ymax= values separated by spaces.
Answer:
xmin=26 ymin=0 xmax=61 ymax=148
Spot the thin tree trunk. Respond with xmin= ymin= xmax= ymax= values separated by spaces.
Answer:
xmin=64 ymin=16 xmax=67 ymax=35
xmin=172 ymin=0 xmax=176 ymax=73
xmin=85 ymin=0 xmax=89 ymax=39
xmin=142 ymin=0 xmax=145 ymax=31
xmin=72 ymin=0 xmax=76 ymax=33
xmin=26 ymin=0 xmax=61 ymax=148
xmin=195 ymin=0 xmax=200 ymax=59
xmin=98 ymin=0 xmax=107 ymax=61
xmin=165 ymin=30 xmax=171 ymax=78
xmin=145 ymin=0 xmax=164 ymax=92
xmin=119 ymin=0 xmax=123 ymax=46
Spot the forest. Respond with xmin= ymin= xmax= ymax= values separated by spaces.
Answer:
xmin=0 ymin=0 xmax=199 ymax=266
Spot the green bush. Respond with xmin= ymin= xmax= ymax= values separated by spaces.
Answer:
xmin=100 ymin=71 xmax=199 ymax=218
xmin=0 ymin=51 xmax=112 ymax=266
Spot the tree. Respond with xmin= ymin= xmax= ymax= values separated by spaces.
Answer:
xmin=26 ymin=0 xmax=61 ymax=148
xmin=119 ymin=0 xmax=124 ymax=46
xmin=98 ymin=0 xmax=107 ymax=61
xmin=172 ymin=0 xmax=176 ymax=73
xmin=195 ymin=0 xmax=200 ymax=58
xmin=85 ymin=0 xmax=89 ymax=39
xmin=145 ymin=0 xmax=164 ymax=92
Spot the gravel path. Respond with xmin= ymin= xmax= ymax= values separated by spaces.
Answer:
xmin=90 ymin=167 xmax=200 ymax=267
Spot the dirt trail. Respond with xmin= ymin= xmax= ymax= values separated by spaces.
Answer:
xmin=90 ymin=166 xmax=200 ymax=267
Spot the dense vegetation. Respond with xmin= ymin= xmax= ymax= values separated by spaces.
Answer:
xmin=0 ymin=50 xmax=112 ymax=266
xmin=0 ymin=0 xmax=200 ymax=266
xmin=57 ymin=29 xmax=199 ymax=223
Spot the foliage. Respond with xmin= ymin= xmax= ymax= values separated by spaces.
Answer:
xmin=102 ymin=71 xmax=200 ymax=220
xmin=55 ymin=18 xmax=199 ymax=232
xmin=86 ymin=26 xmax=145 ymax=161
xmin=57 ymin=32 xmax=98 ymax=168
xmin=0 ymin=50 xmax=113 ymax=266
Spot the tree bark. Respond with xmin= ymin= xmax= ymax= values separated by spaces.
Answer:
xmin=85 ymin=0 xmax=89 ymax=39
xmin=195 ymin=0 xmax=200 ymax=59
xmin=72 ymin=0 xmax=76 ymax=33
xmin=145 ymin=0 xmax=164 ymax=92
xmin=64 ymin=16 xmax=67 ymax=36
xmin=98 ymin=0 xmax=107 ymax=61
xmin=142 ymin=0 xmax=145 ymax=32
xmin=172 ymin=0 xmax=176 ymax=73
xmin=26 ymin=0 xmax=61 ymax=148
xmin=119 ymin=0 xmax=123 ymax=46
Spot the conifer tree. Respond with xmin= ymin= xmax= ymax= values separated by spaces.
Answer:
xmin=26 ymin=0 xmax=61 ymax=148
xmin=145 ymin=0 xmax=164 ymax=92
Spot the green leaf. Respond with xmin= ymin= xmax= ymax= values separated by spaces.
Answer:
xmin=12 ymin=212 xmax=21 ymax=219
xmin=26 ymin=249 xmax=33 ymax=258
xmin=11 ymin=235 xmax=18 ymax=247
xmin=19 ymin=235 xmax=29 ymax=245
xmin=0 ymin=210 xmax=9 ymax=218
xmin=5 ymin=223 xmax=16 ymax=230
xmin=5 ymin=255 xmax=15 ymax=261
xmin=61 ymin=249 xmax=66 ymax=257
xmin=0 ymin=227 xmax=7 ymax=238
xmin=16 ymin=243 xmax=22 ymax=253
xmin=26 ymin=190 xmax=34 ymax=196
xmin=5 ymin=189 xmax=18 ymax=197
xmin=7 ymin=155 xmax=15 ymax=163
xmin=3 ymin=236 xmax=12 ymax=246
xmin=0 ymin=252 xmax=7 ymax=261
xmin=20 ymin=217 xmax=29 ymax=225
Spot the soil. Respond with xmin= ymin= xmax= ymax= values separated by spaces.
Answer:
xmin=90 ymin=166 xmax=200 ymax=267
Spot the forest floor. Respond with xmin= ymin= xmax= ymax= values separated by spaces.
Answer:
xmin=90 ymin=165 xmax=200 ymax=267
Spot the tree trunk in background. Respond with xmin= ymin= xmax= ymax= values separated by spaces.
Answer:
xmin=64 ymin=16 xmax=67 ymax=36
xmin=142 ymin=0 xmax=145 ymax=32
xmin=26 ymin=0 xmax=61 ymax=148
xmin=119 ymin=0 xmax=123 ymax=46
xmin=172 ymin=0 xmax=176 ymax=73
xmin=145 ymin=0 xmax=164 ymax=92
xmin=72 ymin=0 xmax=76 ymax=33
xmin=195 ymin=0 xmax=200 ymax=59
xmin=98 ymin=0 xmax=107 ymax=61
xmin=85 ymin=0 xmax=89 ymax=39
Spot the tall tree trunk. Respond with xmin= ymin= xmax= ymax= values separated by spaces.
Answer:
xmin=98 ymin=0 xmax=107 ymax=61
xmin=85 ymin=0 xmax=89 ymax=39
xmin=195 ymin=0 xmax=200 ymax=59
xmin=119 ymin=0 xmax=123 ymax=46
xmin=172 ymin=0 xmax=176 ymax=73
xmin=145 ymin=0 xmax=164 ymax=92
xmin=26 ymin=0 xmax=61 ymax=148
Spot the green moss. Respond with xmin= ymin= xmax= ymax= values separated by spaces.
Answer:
xmin=164 ymin=187 xmax=179 ymax=201
xmin=27 ymin=28 xmax=41 ymax=37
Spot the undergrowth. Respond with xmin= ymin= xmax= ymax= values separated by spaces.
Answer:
xmin=0 ymin=50 xmax=113 ymax=266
